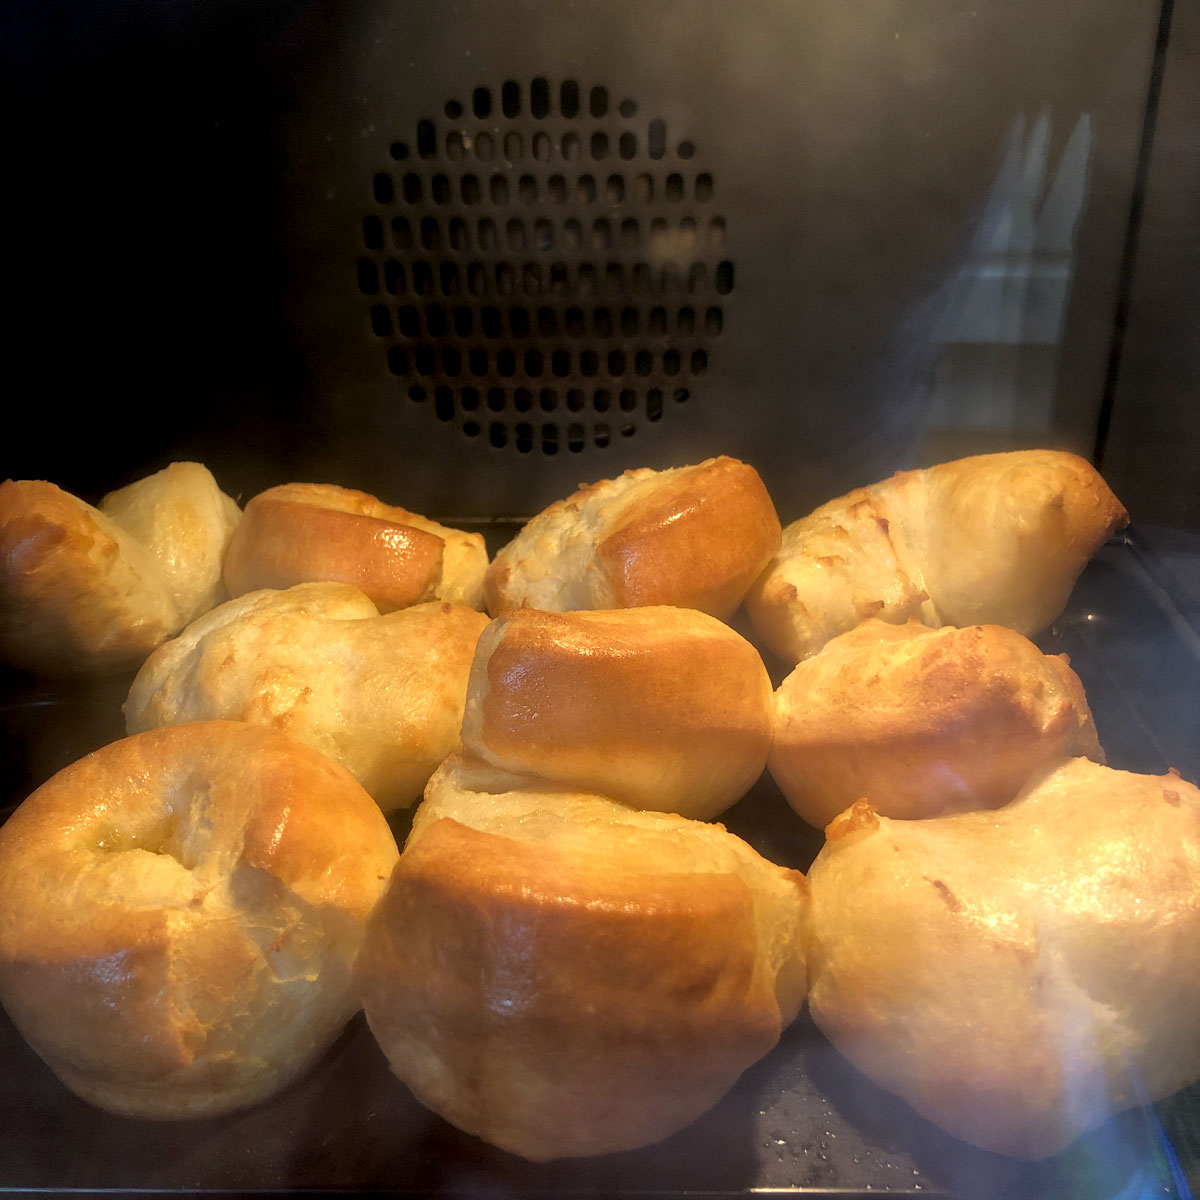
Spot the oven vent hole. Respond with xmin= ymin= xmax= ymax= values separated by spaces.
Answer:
xmin=359 ymin=79 xmax=731 ymax=454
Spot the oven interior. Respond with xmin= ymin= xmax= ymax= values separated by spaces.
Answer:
xmin=3 ymin=0 xmax=1198 ymax=1195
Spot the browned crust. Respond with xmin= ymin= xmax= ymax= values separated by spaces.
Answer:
xmin=746 ymin=450 xmax=1128 ymax=665
xmin=223 ymin=492 xmax=445 ymax=612
xmin=465 ymin=607 xmax=773 ymax=819
xmin=0 ymin=479 xmax=177 ymax=673
xmin=0 ymin=721 xmax=398 ymax=1119
xmin=911 ymin=451 xmax=1130 ymax=631
xmin=743 ymin=487 xmax=927 ymax=664
xmin=356 ymin=814 xmax=784 ymax=1160
xmin=597 ymin=456 xmax=782 ymax=618
xmin=0 ymin=722 xmax=395 ymax=947
xmin=125 ymin=592 xmax=492 ymax=813
xmin=768 ymin=621 xmax=1104 ymax=824
xmin=805 ymin=760 xmax=1200 ymax=1158
xmin=481 ymin=558 xmax=512 ymax=616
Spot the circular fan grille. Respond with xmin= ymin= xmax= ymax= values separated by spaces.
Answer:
xmin=357 ymin=79 xmax=732 ymax=455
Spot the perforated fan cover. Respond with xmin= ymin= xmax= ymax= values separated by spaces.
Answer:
xmin=356 ymin=78 xmax=732 ymax=457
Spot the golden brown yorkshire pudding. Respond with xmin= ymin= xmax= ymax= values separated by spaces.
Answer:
xmin=457 ymin=605 xmax=774 ymax=820
xmin=356 ymin=755 xmax=808 ymax=1161
xmin=0 ymin=463 xmax=241 ymax=675
xmin=483 ymin=455 xmax=781 ymax=620
xmin=125 ymin=583 xmax=489 ymax=812
xmin=222 ymin=482 xmax=488 ymax=612
xmin=746 ymin=450 xmax=1128 ymax=664
xmin=805 ymin=757 xmax=1200 ymax=1159
xmin=0 ymin=721 xmax=399 ymax=1120
xmin=769 ymin=618 xmax=1103 ymax=826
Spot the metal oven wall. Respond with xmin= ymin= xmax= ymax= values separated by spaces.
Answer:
xmin=5 ymin=0 xmax=1178 ymax=525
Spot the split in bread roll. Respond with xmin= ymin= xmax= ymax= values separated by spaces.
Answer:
xmin=458 ymin=605 xmax=773 ymax=821
xmin=221 ymin=482 xmax=488 ymax=612
xmin=746 ymin=450 xmax=1128 ymax=664
xmin=769 ymin=618 xmax=1103 ymax=826
xmin=0 ymin=463 xmax=241 ymax=675
xmin=483 ymin=455 xmax=782 ymax=620
xmin=805 ymin=757 xmax=1200 ymax=1159
xmin=356 ymin=754 xmax=808 ymax=1161
xmin=0 ymin=721 xmax=399 ymax=1119
xmin=125 ymin=583 xmax=490 ymax=812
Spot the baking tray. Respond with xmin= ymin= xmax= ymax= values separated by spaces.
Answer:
xmin=1 ymin=526 xmax=1197 ymax=1199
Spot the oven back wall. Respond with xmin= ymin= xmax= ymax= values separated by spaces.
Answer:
xmin=6 ymin=0 xmax=1160 ymax=521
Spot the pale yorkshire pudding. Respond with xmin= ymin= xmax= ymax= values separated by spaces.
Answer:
xmin=457 ymin=605 xmax=774 ymax=820
xmin=356 ymin=754 xmax=808 ymax=1161
xmin=483 ymin=455 xmax=781 ymax=620
xmin=804 ymin=757 xmax=1200 ymax=1159
xmin=0 ymin=721 xmax=399 ymax=1120
xmin=0 ymin=462 xmax=241 ymax=675
xmin=746 ymin=450 xmax=1128 ymax=664
xmin=769 ymin=618 xmax=1103 ymax=826
xmin=124 ymin=583 xmax=489 ymax=812
xmin=222 ymin=482 xmax=488 ymax=611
